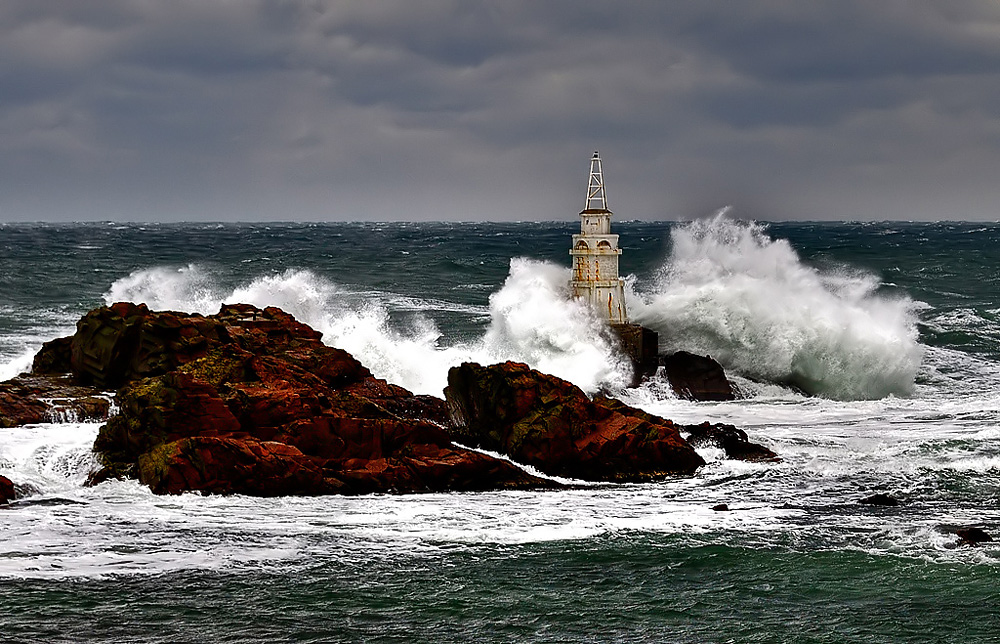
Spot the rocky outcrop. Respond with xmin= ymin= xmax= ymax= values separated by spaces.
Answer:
xmin=0 ymin=374 xmax=111 ymax=427
xmin=444 ymin=361 xmax=706 ymax=482
xmin=683 ymin=422 xmax=780 ymax=462
xmin=90 ymin=304 xmax=552 ymax=496
xmin=0 ymin=475 xmax=14 ymax=504
xmin=591 ymin=398 xmax=777 ymax=463
xmin=610 ymin=325 xmax=739 ymax=399
xmin=661 ymin=351 xmax=736 ymax=401
xmin=70 ymin=302 xmax=231 ymax=388
xmin=32 ymin=336 xmax=73 ymax=374
xmin=4 ymin=301 xmax=772 ymax=498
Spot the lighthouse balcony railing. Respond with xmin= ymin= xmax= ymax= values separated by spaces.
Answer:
xmin=569 ymin=248 xmax=622 ymax=256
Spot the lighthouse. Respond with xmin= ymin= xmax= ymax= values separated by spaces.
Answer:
xmin=570 ymin=151 xmax=628 ymax=324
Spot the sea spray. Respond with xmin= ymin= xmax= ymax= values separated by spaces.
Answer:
xmin=480 ymin=258 xmax=631 ymax=392
xmin=629 ymin=213 xmax=923 ymax=400
xmin=99 ymin=260 xmax=629 ymax=396
xmin=0 ymin=348 xmax=35 ymax=381
xmin=103 ymin=263 xmax=223 ymax=313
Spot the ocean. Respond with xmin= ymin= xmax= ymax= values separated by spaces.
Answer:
xmin=0 ymin=217 xmax=998 ymax=642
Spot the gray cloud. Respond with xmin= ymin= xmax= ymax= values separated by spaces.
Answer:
xmin=1 ymin=0 xmax=999 ymax=221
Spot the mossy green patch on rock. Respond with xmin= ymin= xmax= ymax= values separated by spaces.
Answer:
xmin=179 ymin=345 xmax=252 ymax=389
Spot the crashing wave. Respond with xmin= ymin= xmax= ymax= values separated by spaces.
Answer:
xmin=629 ymin=212 xmax=923 ymax=400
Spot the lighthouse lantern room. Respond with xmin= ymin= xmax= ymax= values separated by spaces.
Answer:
xmin=570 ymin=151 xmax=628 ymax=324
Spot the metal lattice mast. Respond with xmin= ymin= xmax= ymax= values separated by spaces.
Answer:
xmin=585 ymin=151 xmax=608 ymax=212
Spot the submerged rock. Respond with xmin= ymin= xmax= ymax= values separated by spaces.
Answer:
xmin=858 ymin=493 xmax=900 ymax=507
xmin=90 ymin=304 xmax=551 ymax=496
xmin=444 ymin=361 xmax=706 ymax=481
xmin=955 ymin=527 xmax=993 ymax=547
xmin=0 ymin=475 xmax=14 ymax=504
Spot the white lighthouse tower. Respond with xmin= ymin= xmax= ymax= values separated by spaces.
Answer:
xmin=570 ymin=151 xmax=628 ymax=325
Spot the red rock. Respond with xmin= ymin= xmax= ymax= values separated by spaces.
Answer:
xmin=67 ymin=302 xmax=342 ymax=389
xmin=343 ymin=376 xmax=450 ymax=426
xmin=95 ymin=371 xmax=241 ymax=474
xmin=444 ymin=361 xmax=706 ymax=481
xmin=70 ymin=303 xmax=225 ymax=388
xmin=0 ymin=475 xmax=14 ymax=504
xmin=90 ymin=305 xmax=554 ymax=496
xmin=137 ymin=437 xmax=334 ymax=496
xmin=0 ymin=387 xmax=48 ymax=427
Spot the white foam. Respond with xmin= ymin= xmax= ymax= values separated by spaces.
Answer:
xmin=100 ymin=261 xmax=629 ymax=396
xmin=0 ymin=422 xmax=100 ymax=493
xmin=104 ymin=263 xmax=223 ymax=313
xmin=0 ymin=347 xmax=35 ymax=381
xmin=629 ymin=213 xmax=924 ymax=400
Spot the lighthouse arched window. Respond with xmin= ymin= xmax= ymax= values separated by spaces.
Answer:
xmin=573 ymin=240 xmax=590 ymax=281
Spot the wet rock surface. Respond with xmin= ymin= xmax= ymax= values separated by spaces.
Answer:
xmin=0 ymin=374 xmax=111 ymax=427
xmin=859 ymin=493 xmax=900 ymax=507
xmin=660 ymin=351 xmax=737 ymax=401
xmin=683 ymin=422 xmax=780 ymax=463
xmin=31 ymin=336 xmax=73 ymax=374
xmin=444 ymin=361 xmax=706 ymax=482
xmin=87 ymin=303 xmax=551 ymax=496
xmin=0 ymin=475 xmax=14 ymax=504
xmin=4 ymin=302 xmax=777 ymax=498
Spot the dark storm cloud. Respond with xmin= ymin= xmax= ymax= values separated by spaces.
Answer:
xmin=1 ymin=0 xmax=999 ymax=221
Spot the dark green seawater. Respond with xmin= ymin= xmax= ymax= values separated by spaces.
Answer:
xmin=1 ymin=219 xmax=998 ymax=642
xmin=6 ymin=541 xmax=999 ymax=644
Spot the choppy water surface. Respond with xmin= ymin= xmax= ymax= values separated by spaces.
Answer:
xmin=1 ymin=219 xmax=998 ymax=642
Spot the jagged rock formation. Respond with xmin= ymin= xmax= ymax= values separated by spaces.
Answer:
xmin=444 ymin=361 xmax=706 ymax=481
xmin=82 ymin=303 xmax=550 ymax=495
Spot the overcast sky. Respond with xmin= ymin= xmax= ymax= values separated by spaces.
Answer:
xmin=3 ymin=1 xmax=1000 ymax=222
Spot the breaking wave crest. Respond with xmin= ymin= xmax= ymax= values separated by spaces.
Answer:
xmin=629 ymin=213 xmax=924 ymax=400
xmin=101 ymin=260 xmax=630 ymax=396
